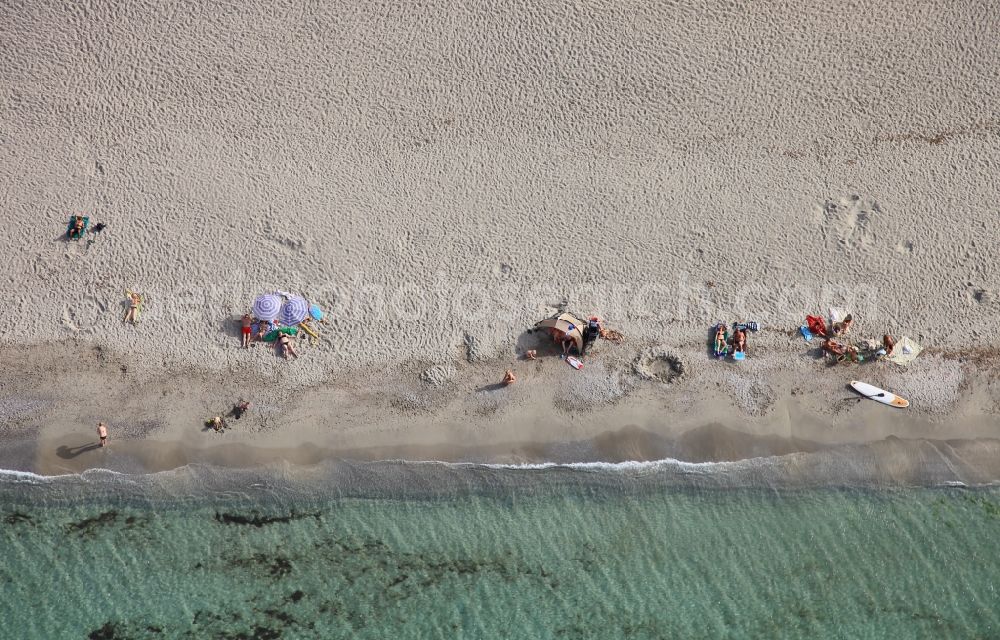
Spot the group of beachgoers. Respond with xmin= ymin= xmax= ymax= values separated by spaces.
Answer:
xmin=92 ymin=401 xmax=253 ymax=447
xmin=712 ymin=322 xmax=758 ymax=359
xmin=63 ymin=205 xmax=900 ymax=444
xmin=708 ymin=313 xmax=902 ymax=366
xmin=813 ymin=314 xmax=897 ymax=364
xmin=240 ymin=314 xmax=300 ymax=359
xmin=205 ymin=400 xmax=252 ymax=433
xmin=502 ymin=316 xmax=609 ymax=385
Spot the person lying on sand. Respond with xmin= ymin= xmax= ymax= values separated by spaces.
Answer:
xmin=502 ymin=369 xmax=516 ymax=385
xmin=713 ymin=325 xmax=728 ymax=356
xmin=278 ymin=334 xmax=298 ymax=359
xmin=732 ymin=327 xmax=747 ymax=354
xmin=240 ymin=314 xmax=253 ymax=348
xmin=123 ymin=292 xmax=141 ymax=325
xmin=822 ymin=338 xmax=846 ymax=357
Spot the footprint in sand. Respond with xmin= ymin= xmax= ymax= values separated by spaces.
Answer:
xmin=61 ymin=296 xmax=106 ymax=333
xmin=816 ymin=195 xmax=881 ymax=251
xmin=969 ymin=286 xmax=997 ymax=307
xmin=61 ymin=305 xmax=79 ymax=332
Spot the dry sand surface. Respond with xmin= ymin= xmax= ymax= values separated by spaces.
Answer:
xmin=1 ymin=0 xmax=999 ymax=476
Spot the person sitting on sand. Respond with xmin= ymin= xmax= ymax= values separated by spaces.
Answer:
xmin=581 ymin=317 xmax=602 ymax=357
xmin=502 ymin=369 xmax=516 ymax=385
xmin=240 ymin=314 xmax=253 ymax=348
xmin=254 ymin=320 xmax=272 ymax=342
xmin=278 ymin=334 xmax=298 ymax=359
xmin=123 ymin=291 xmax=141 ymax=325
xmin=206 ymin=416 xmax=226 ymax=432
xmin=228 ymin=401 xmax=251 ymax=419
xmin=882 ymin=334 xmax=895 ymax=355
xmin=525 ymin=350 xmax=537 ymax=360
xmin=561 ymin=332 xmax=576 ymax=356
xmin=68 ymin=215 xmax=86 ymax=240
xmin=833 ymin=314 xmax=854 ymax=336
xmin=732 ymin=327 xmax=747 ymax=354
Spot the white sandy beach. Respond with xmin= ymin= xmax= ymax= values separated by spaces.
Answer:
xmin=1 ymin=0 xmax=999 ymax=477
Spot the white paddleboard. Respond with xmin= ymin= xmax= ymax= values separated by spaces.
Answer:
xmin=850 ymin=381 xmax=909 ymax=408
xmin=566 ymin=356 xmax=584 ymax=370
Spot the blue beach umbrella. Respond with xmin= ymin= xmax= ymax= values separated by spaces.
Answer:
xmin=252 ymin=293 xmax=282 ymax=321
xmin=278 ymin=295 xmax=309 ymax=326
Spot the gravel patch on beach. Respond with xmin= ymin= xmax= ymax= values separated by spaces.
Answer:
xmin=882 ymin=357 xmax=964 ymax=414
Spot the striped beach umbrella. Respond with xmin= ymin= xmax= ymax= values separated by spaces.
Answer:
xmin=278 ymin=295 xmax=309 ymax=326
xmin=252 ymin=293 xmax=282 ymax=321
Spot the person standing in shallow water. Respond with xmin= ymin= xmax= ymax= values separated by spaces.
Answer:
xmin=97 ymin=422 xmax=108 ymax=447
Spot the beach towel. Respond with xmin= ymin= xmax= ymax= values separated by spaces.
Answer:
xmin=298 ymin=320 xmax=319 ymax=341
xmin=887 ymin=336 xmax=922 ymax=366
xmin=806 ymin=315 xmax=827 ymax=338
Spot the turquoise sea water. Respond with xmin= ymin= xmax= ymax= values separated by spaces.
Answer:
xmin=1 ymin=463 xmax=999 ymax=639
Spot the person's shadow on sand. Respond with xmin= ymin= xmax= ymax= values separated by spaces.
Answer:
xmin=56 ymin=443 xmax=102 ymax=459
xmin=476 ymin=382 xmax=509 ymax=393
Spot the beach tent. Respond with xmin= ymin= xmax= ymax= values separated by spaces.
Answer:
xmin=535 ymin=312 xmax=586 ymax=353
xmin=887 ymin=336 xmax=921 ymax=366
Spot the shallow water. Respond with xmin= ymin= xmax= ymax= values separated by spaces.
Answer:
xmin=2 ymin=463 xmax=999 ymax=639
